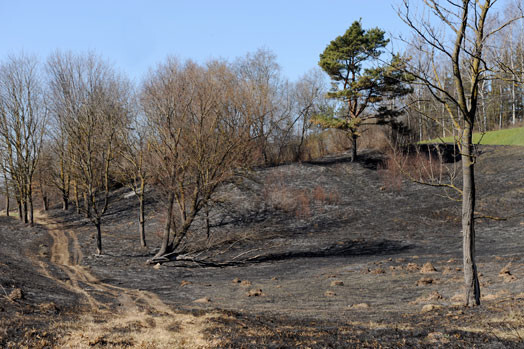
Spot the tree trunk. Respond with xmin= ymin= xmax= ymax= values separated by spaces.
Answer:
xmin=139 ymin=195 xmax=146 ymax=247
xmin=351 ymin=134 xmax=358 ymax=162
xmin=84 ymin=192 xmax=91 ymax=218
xmin=23 ymin=200 xmax=28 ymax=223
xmin=462 ymin=127 xmax=480 ymax=306
xmin=3 ymin=170 xmax=9 ymax=216
xmin=28 ymin=192 xmax=34 ymax=226
xmin=17 ymin=199 xmax=22 ymax=221
xmin=5 ymin=195 xmax=9 ymax=216
xmin=205 ymin=204 xmax=211 ymax=239
xmin=95 ymin=220 xmax=102 ymax=255
xmin=154 ymin=191 xmax=175 ymax=259
xmin=73 ymin=182 xmax=80 ymax=213
xmin=62 ymin=192 xmax=69 ymax=210
xmin=43 ymin=195 xmax=48 ymax=211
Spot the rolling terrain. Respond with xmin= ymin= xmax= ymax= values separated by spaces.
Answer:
xmin=1 ymin=145 xmax=523 ymax=348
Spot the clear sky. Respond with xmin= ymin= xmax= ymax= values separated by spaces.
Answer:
xmin=0 ymin=0 xmax=408 ymax=83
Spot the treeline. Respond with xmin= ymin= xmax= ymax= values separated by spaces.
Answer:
xmin=0 ymin=49 xmax=335 ymax=257
xmin=403 ymin=3 xmax=524 ymax=141
xmin=2 ymin=5 xmax=524 ymax=259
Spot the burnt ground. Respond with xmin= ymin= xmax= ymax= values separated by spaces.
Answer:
xmin=1 ymin=145 xmax=523 ymax=348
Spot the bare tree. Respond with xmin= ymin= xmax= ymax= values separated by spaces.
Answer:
xmin=116 ymin=111 xmax=150 ymax=247
xmin=235 ymin=49 xmax=293 ymax=165
xmin=142 ymin=58 xmax=256 ymax=263
xmin=46 ymin=91 xmax=72 ymax=211
xmin=34 ymin=142 xmax=55 ymax=211
xmin=0 ymin=54 xmax=46 ymax=225
xmin=292 ymin=68 xmax=329 ymax=160
xmin=47 ymin=52 xmax=132 ymax=255
xmin=399 ymin=0 xmax=522 ymax=306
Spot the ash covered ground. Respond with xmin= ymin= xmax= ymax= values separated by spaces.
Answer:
xmin=1 ymin=145 xmax=523 ymax=348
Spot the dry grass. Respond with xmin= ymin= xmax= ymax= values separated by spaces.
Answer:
xmin=264 ymin=173 xmax=340 ymax=218
xmin=379 ymin=146 xmax=454 ymax=192
xmin=32 ymin=213 xmax=221 ymax=349
xmin=57 ymin=307 xmax=220 ymax=348
xmin=483 ymin=307 xmax=524 ymax=342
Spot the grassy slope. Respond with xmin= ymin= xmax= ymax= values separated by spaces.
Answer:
xmin=423 ymin=126 xmax=524 ymax=146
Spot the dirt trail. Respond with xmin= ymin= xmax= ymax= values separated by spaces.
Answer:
xmin=34 ymin=212 xmax=218 ymax=348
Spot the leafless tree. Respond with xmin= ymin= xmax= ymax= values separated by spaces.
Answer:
xmin=398 ymin=0 xmax=522 ymax=306
xmin=34 ymin=142 xmax=55 ymax=211
xmin=291 ymin=68 xmax=328 ymax=160
xmin=142 ymin=58 xmax=256 ymax=263
xmin=46 ymin=89 xmax=72 ymax=211
xmin=235 ymin=49 xmax=294 ymax=165
xmin=0 ymin=54 xmax=46 ymax=225
xmin=47 ymin=51 xmax=132 ymax=255
xmin=115 ymin=110 xmax=150 ymax=247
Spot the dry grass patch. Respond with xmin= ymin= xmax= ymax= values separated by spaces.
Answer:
xmin=263 ymin=173 xmax=340 ymax=218
xmin=56 ymin=305 xmax=220 ymax=348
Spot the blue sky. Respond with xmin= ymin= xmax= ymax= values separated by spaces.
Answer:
xmin=0 ymin=0 xmax=408 ymax=82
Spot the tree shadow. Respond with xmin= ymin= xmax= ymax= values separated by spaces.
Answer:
xmin=304 ymin=150 xmax=386 ymax=170
xmin=404 ymin=143 xmax=461 ymax=163
xmin=166 ymin=239 xmax=412 ymax=268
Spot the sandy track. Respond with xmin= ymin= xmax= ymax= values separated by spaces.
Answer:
xmin=34 ymin=212 xmax=218 ymax=348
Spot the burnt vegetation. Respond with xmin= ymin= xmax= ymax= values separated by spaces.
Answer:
xmin=1 ymin=1 xmax=524 ymax=347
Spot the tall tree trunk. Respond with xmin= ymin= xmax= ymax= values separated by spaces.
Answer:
xmin=5 ymin=195 xmax=9 ymax=217
xmin=95 ymin=219 xmax=102 ymax=255
xmin=510 ymin=40 xmax=517 ymax=126
xmin=23 ymin=200 xmax=28 ymax=223
xmin=62 ymin=193 xmax=69 ymax=210
xmin=17 ymin=199 xmax=22 ymax=221
xmin=83 ymin=192 xmax=91 ymax=218
xmin=43 ymin=195 xmax=48 ymax=211
xmin=38 ymin=181 xmax=48 ymax=212
xmin=462 ymin=126 xmax=480 ymax=306
xmin=205 ymin=204 xmax=211 ymax=239
xmin=154 ymin=191 xmax=175 ymax=259
xmin=3 ymin=170 xmax=9 ymax=216
xmin=139 ymin=195 xmax=146 ymax=247
xmin=74 ymin=181 xmax=80 ymax=213
xmin=351 ymin=134 xmax=358 ymax=162
xmin=28 ymin=191 xmax=34 ymax=226
xmin=499 ymin=85 xmax=503 ymax=129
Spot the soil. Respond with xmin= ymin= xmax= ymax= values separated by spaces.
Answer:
xmin=0 ymin=145 xmax=523 ymax=348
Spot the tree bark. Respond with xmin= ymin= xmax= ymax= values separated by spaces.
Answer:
xmin=351 ymin=134 xmax=358 ymax=162
xmin=462 ymin=127 xmax=480 ymax=306
xmin=2 ymin=169 xmax=9 ymax=216
xmin=95 ymin=220 xmax=102 ymax=255
xmin=28 ymin=192 xmax=34 ymax=226
xmin=23 ymin=200 xmax=28 ymax=224
xmin=43 ymin=195 xmax=48 ymax=211
xmin=83 ymin=192 xmax=91 ymax=218
xmin=5 ymin=195 xmax=9 ymax=216
xmin=17 ymin=199 xmax=22 ymax=221
xmin=154 ymin=191 xmax=175 ymax=259
xmin=139 ymin=195 xmax=146 ymax=247
xmin=74 ymin=182 xmax=80 ymax=213
xmin=62 ymin=193 xmax=69 ymax=210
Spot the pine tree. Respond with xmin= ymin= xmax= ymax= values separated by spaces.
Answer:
xmin=315 ymin=21 xmax=412 ymax=161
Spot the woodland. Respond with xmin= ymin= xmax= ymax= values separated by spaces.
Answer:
xmin=1 ymin=1 xmax=524 ymax=347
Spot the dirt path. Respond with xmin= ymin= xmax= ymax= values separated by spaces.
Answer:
xmin=34 ymin=212 xmax=219 ymax=348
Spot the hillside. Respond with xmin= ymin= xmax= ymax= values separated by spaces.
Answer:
xmin=424 ymin=126 xmax=524 ymax=146
xmin=1 ymin=145 xmax=523 ymax=347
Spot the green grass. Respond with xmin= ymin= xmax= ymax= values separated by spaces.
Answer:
xmin=423 ymin=126 xmax=524 ymax=146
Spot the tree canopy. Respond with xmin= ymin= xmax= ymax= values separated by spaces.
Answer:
xmin=315 ymin=21 xmax=412 ymax=161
